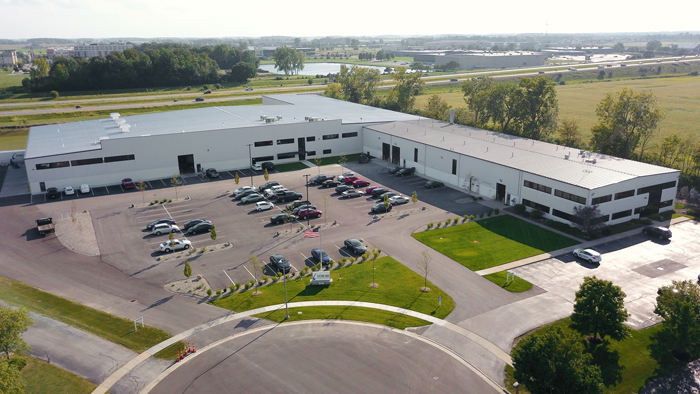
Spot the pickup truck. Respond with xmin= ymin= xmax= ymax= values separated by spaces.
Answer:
xmin=36 ymin=217 xmax=55 ymax=236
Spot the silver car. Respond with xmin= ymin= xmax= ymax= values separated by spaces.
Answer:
xmin=151 ymin=223 xmax=180 ymax=235
xmin=159 ymin=239 xmax=192 ymax=253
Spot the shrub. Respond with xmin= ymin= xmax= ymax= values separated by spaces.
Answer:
xmin=545 ymin=219 xmax=555 ymax=226
xmin=216 ymin=289 xmax=222 ymax=296
xmin=469 ymin=214 xmax=475 ymax=220
xmin=207 ymin=288 xmax=213 ymax=296
xmin=244 ymin=282 xmax=251 ymax=289
xmin=479 ymin=213 xmax=484 ymax=218
xmin=454 ymin=217 xmax=460 ymax=224
xmin=690 ymin=71 xmax=699 ymax=76
xmin=308 ymin=78 xmax=313 ymax=85
xmin=229 ymin=284 xmax=236 ymax=292
xmin=427 ymin=222 xmax=434 ymax=229
xmin=275 ymin=76 xmax=283 ymax=80
xmin=487 ymin=209 xmax=493 ymax=216
xmin=262 ymin=275 xmax=269 ymax=283
xmin=200 ymin=247 xmax=206 ymax=253
xmin=531 ymin=209 xmax=544 ymax=220
xmin=49 ymin=90 xmax=59 ymax=98
xmin=513 ymin=204 xmax=527 ymax=214
xmin=436 ymin=221 xmax=442 ymax=227
xmin=276 ymin=272 xmax=283 ymax=278
xmin=185 ymin=86 xmax=191 ymax=90
xmin=376 ymin=249 xmax=381 ymax=254
xmin=495 ymin=208 xmax=500 ymax=215
xmin=349 ymin=257 xmax=356 ymax=264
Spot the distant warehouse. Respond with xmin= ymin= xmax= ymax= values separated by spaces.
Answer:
xmin=397 ymin=50 xmax=549 ymax=69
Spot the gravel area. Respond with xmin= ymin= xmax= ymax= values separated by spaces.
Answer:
xmin=55 ymin=211 xmax=100 ymax=256
xmin=641 ymin=359 xmax=700 ymax=394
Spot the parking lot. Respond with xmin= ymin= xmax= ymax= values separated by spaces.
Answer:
xmin=76 ymin=161 xmax=490 ymax=291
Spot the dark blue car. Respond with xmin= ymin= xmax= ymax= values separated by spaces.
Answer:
xmin=311 ymin=248 xmax=330 ymax=265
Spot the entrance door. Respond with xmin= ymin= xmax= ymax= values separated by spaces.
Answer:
xmin=39 ymin=182 xmax=46 ymax=192
xmin=297 ymin=138 xmax=306 ymax=160
xmin=382 ymin=143 xmax=390 ymax=161
xmin=391 ymin=146 xmax=401 ymax=165
xmin=178 ymin=154 xmax=195 ymax=174
xmin=496 ymin=183 xmax=506 ymax=202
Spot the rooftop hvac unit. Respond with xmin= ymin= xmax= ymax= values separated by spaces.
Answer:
xmin=265 ymin=118 xmax=276 ymax=123
xmin=276 ymin=115 xmax=283 ymax=120
xmin=304 ymin=116 xmax=310 ymax=121
xmin=120 ymin=124 xmax=131 ymax=132
xmin=109 ymin=113 xmax=120 ymax=120
xmin=115 ymin=118 xmax=126 ymax=126
xmin=564 ymin=154 xmax=570 ymax=160
xmin=260 ymin=115 xmax=267 ymax=120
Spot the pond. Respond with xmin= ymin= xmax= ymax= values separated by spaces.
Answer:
xmin=258 ymin=62 xmax=415 ymax=75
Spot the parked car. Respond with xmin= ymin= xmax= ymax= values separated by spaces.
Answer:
xmin=261 ymin=162 xmax=275 ymax=171
xmin=310 ymin=174 xmax=329 ymax=185
xmin=270 ymin=213 xmax=295 ymax=225
xmin=46 ymin=187 xmax=60 ymax=199
xmin=344 ymin=239 xmax=367 ymax=254
xmin=276 ymin=191 xmax=303 ymax=202
xmin=311 ymin=248 xmax=330 ymax=265
xmin=64 ymin=186 xmax=75 ymax=195
xmin=195 ymin=98 xmax=204 ymax=102
xmin=264 ymin=187 xmax=287 ymax=198
xmin=643 ymin=226 xmax=672 ymax=240
xmin=234 ymin=189 xmax=258 ymax=200
xmin=259 ymin=181 xmax=280 ymax=193
xmin=269 ymin=254 xmax=292 ymax=273
xmin=255 ymin=201 xmax=275 ymax=211
xmin=250 ymin=163 xmax=263 ymax=171
xmin=352 ymin=179 xmax=370 ymax=188
xmin=205 ymin=168 xmax=219 ymax=179
xmin=365 ymin=186 xmax=379 ymax=194
xmin=241 ymin=193 xmax=265 ymax=204
xmin=425 ymin=180 xmax=444 ymax=189
xmin=122 ymin=178 xmax=135 ymax=189
xmin=322 ymin=179 xmax=341 ymax=188
xmin=335 ymin=184 xmax=353 ymax=194
xmin=342 ymin=190 xmax=364 ymax=198
xmin=371 ymin=203 xmax=393 ymax=214
xmin=396 ymin=167 xmax=416 ymax=177
xmin=388 ymin=166 xmax=402 ymax=174
xmin=343 ymin=175 xmax=359 ymax=184
xmin=151 ymin=223 xmax=180 ymax=235
xmin=80 ymin=184 xmax=90 ymax=194
xmin=187 ymin=222 xmax=214 ymax=235
xmin=159 ymin=239 xmax=191 ymax=253
xmin=370 ymin=188 xmax=390 ymax=197
xmin=146 ymin=218 xmax=176 ymax=230
xmin=233 ymin=186 xmax=255 ymax=196
xmin=298 ymin=208 xmax=322 ymax=219
xmin=573 ymin=248 xmax=602 ymax=264
xmin=389 ymin=195 xmax=409 ymax=205
xmin=337 ymin=172 xmax=356 ymax=182
xmin=183 ymin=219 xmax=210 ymax=231
xmin=378 ymin=191 xmax=399 ymax=200
xmin=286 ymin=200 xmax=312 ymax=210
xmin=293 ymin=204 xmax=316 ymax=215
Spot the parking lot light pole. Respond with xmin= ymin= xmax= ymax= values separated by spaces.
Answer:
xmin=247 ymin=144 xmax=253 ymax=186
xmin=303 ymin=174 xmax=311 ymax=228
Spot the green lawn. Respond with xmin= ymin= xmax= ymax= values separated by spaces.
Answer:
xmin=504 ymin=317 xmax=662 ymax=394
xmin=0 ymin=275 xmax=181 ymax=359
xmin=412 ymin=215 xmax=579 ymax=271
xmin=254 ymin=306 xmax=431 ymax=329
xmin=17 ymin=353 xmax=96 ymax=394
xmin=0 ymin=70 xmax=25 ymax=88
xmin=274 ymin=162 xmax=310 ymax=172
xmin=483 ymin=271 xmax=533 ymax=292
xmin=213 ymin=256 xmax=455 ymax=320
xmin=311 ymin=153 xmax=361 ymax=167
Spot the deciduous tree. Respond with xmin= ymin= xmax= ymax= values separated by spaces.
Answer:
xmin=650 ymin=280 xmax=700 ymax=364
xmin=183 ymin=260 xmax=192 ymax=278
xmin=572 ymin=205 xmax=606 ymax=236
xmin=461 ymin=77 xmax=492 ymax=126
xmin=517 ymin=76 xmax=559 ymax=140
xmin=512 ymin=326 xmax=604 ymax=394
xmin=0 ymin=358 xmax=25 ymax=394
xmin=0 ymin=306 xmax=33 ymax=360
xmin=210 ymin=225 xmax=217 ymax=241
xmin=571 ymin=276 xmax=630 ymax=342
xmin=170 ymin=174 xmax=182 ymax=200
xmin=416 ymin=250 xmax=432 ymax=291
xmin=335 ymin=65 xmax=381 ymax=104
xmin=136 ymin=180 xmax=147 ymax=205
xmin=557 ymin=119 xmax=582 ymax=148
xmin=424 ymin=95 xmax=450 ymax=121
xmin=388 ymin=66 xmax=424 ymax=113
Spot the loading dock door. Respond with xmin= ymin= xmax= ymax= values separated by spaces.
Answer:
xmin=496 ymin=183 xmax=506 ymax=203
xmin=391 ymin=146 xmax=400 ymax=165
xmin=382 ymin=143 xmax=390 ymax=161
xmin=178 ymin=154 xmax=195 ymax=174
xmin=297 ymin=138 xmax=306 ymax=160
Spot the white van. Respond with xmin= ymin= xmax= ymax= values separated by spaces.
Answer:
xmin=10 ymin=152 xmax=24 ymax=166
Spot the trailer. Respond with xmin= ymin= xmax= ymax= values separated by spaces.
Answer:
xmin=36 ymin=217 xmax=55 ymax=236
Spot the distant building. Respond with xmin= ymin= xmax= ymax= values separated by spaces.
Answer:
xmin=74 ymin=43 xmax=133 ymax=59
xmin=0 ymin=50 xmax=18 ymax=66
xmin=543 ymin=47 xmax=614 ymax=56
xmin=397 ymin=50 xmax=548 ymax=69
xmin=47 ymin=47 xmax=77 ymax=60
xmin=255 ymin=47 xmax=315 ymax=58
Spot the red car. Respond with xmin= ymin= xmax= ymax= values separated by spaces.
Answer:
xmin=353 ymin=179 xmax=370 ymax=188
xmin=122 ymin=178 xmax=135 ymax=189
xmin=343 ymin=175 xmax=358 ymax=184
xmin=298 ymin=208 xmax=322 ymax=219
xmin=366 ymin=186 xmax=379 ymax=194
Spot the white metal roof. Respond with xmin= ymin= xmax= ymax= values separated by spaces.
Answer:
xmin=25 ymin=94 xmax=419 ymax=159
xmin=366 ymin=120 xmax=678 ymax=190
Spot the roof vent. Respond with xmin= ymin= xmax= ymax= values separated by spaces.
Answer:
xmin=260 ymin=115 xmax=267 ymax=120
xmin=276 ymin=115 xmax=283 ymax=120
xmin=110 ymin=113 xmax=120 ymax=120
xmin=265 ymin=117 xmax=276 ymax=123
xmin=115 ymin=118 xmax=126 ymax=126
xmin=564 ymin=154 xmax=570 ymax=160
xmin=120 ymin=124 xmax=131 ymax=132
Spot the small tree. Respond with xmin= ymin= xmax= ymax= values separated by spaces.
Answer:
xmin=650 ymin=280 xmax=700 ymax=364
xmin=416 ymin=250 xmax=432 ymax=292
xmin=210 ymin=225 xmax=217 ymax=241
xmin=234 ymin=172 xmax=240 ymax=185
xmin=338 ymin=153 xmax=347 ymax=174
xmin=572 ymin=205 xmax=605 ymax=236
xmin=571 ymin=276 xmax=630 ymax=343
xmin=183 ymin=260 xmax=192 ymax=278
xmin=313 ymin=157 xmax=323 ymax=174
xmin=411 ymin=191 xmax=418 ymax=206
xmin=170 ymin=174 xmax=183 ymax=200
xmin=49 ymin=90 xmax=59 ymax=98
xmin=169 ymin=231 xmax=175 ymax=247
xmin=136 ymin=180 xmax=147 ymax=204
xmin=263 ymin=169 xmax=269 ymax=182
xmin=0 ymin=358 xmax=25 ymax=394
xmin=250 ymin=255 xmax=263 ymax=288
xmin=0 ymin=306 xmax=34 ymax=360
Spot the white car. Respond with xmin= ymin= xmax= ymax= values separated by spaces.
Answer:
xmin=255 ymin=201 xmax=274 ymax=211
xmin=159 ymin=239 xmax=191 ymax=253
xmin=388 ymin=195 xmax=409 ymax=205
xmin=251 ymin=163 xmax=263 ymax=171
xmin=80 ymin=184 xmax=90 ymax=194
xmin=245 ymin=87 xmax=254 ymax=91
xmin=151 ymin=223 xmax=180 ymax=235
xmin=264 ymin=186 xmax=287 ymax=198
xmin=573 ymin=248 xmax=602 ymax=264
xmin=64 ymin=186 xmax=75 ymax=195
xmin=233 ymin=186 xmax=255 ymax=196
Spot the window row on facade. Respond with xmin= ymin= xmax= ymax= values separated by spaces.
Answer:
xmin=254 ymin=133 xmax=357 ymax=148
xmin=253 ymin=149 xmax=334 ymax=163
xmin=35 ymin=154 xmax=135 ymax=170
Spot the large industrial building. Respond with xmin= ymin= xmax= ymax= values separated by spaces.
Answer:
xmin=24 ymin=94 xmax=678 ymax=225
xmin=396 ymin=50 xmax=548 ymax=69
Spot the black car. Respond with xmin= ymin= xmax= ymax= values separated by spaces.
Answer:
xmin=259 ymin=181 xmax=280 ymax=193
xmin=286 ymin=200 xmax=312 ymax=210
xmin=335 ymin=184 xmax=353 ymax=194
xmin=396 ymin=167 xmax=416 ymax=177
xmin=270 ymin=254 xmax=292 ymax=273
xmin=204 ymin=90 xmax=212 ymax=94
xmin=292 ymin=204 xmax=316 ymax=215
xmin=322 ymin=179 xmax=341 ymax=188
xmin=270 ymin=213 xmax=296 ymax=225
xmin=370 ymin=187 xmax=390 ymax=197
xmin=277 ymin=191 xmax=303 ymax=202
xmin=146 ymin=218 xmax=176 ymax=230
xmin=425 ymin=181 xmax=444 ymax=189
xmin=205 ymin=168 xmax=219 ymax=179
xmin=643 ymin=226 xmax=672 ymax=240
xmin=187 ymin=222 xmax=213 ymax=234
xmin=371 ymin=203 xmax=393 ymax=214
xmin=46 ymin=187 xmax=60 ymax=199
xmin=234 ymin=189 xmax=258 ymax=200
xmin=261 ymin=162 xmax=275 ymax=171
xmin=309 ymin=174 xmax=329 ymax=185
xmin=195 ymin=97 xmax=204 ymax=102
xmin=344 ymin=239 xmax=367 ymax=254
xmin=388 ymin=166 xmax=402 ymax=174
xmin=183 ymin=218 xmax=210 ymax=231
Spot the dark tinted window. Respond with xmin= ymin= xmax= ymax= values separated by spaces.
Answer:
xmin=342 ymin=132 xmax=358 ymax=138
xmin=71 ymin=157 xmax=103 ymax=166
xmin=523 ymin=180 xmax=552 ymax=194
xmin=306 ymin=136 xmax=315 ymax=142
xmin=522 ymin=198 xmax=551 ymax=214
xmin=277 ymin=152 xmax=296 ymax=160
xmin=323 ymin=149 xmax=332 ymax=154
xmin=615 ymin=190 xmax=634 ymax=200
xmin=104 ymin=154 xmax=135 ymax=163
xmin=254 ymin=140 xmax=273 ymax=147
xmin=36 ymin=161 xmax=70 ymax=170
xmin=322 ymin=134 xmax=339 ymax=140
xmin=592 ymin=195 xmax=612 ymax=205
xmin=252 ymin=156 xmax=274 ymax=162
xmin=277 ymin=138 xmax=294 ymax=145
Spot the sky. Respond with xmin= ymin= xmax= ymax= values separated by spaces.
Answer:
xmin=2 ymin=0 xmax=699 ymax=40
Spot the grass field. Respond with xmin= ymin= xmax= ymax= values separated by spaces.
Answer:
xmin=18 ymin=353 xmax=96 ymax=394
xmin=482 ymin=271 xmax=533 ymax=292
xmin=254 ymin=306 xmax=431 ymax=329
xmin=504 ymin=317 xmax=662 ymax=394
xmin=212 ymin=256 xmax=455 ymax=321
xmin=412 ymin=215 xmax=579 ymax=271
xmin=0 ymin=69 xmax=26 ymax=89
xmin=0 ymin=275 xmax=182 ymax=359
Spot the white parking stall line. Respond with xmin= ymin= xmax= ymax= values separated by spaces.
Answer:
xmin=104 ymin=187 xmax=109 ymax=194
xmin=146 ymin=180 xmax=153 ymax=188
xmin=160 ymin=179 xmax=167 ymax=187
xmin=243 ymin=265 xmax=256 ymax=280
xmin=406 ymin=179 xmax=425 ymax=185
xmin=180 ymin=177 xmax=188 ymax=185
xmin=223 ymin=270 xmax=235 ymax=285
xmin=120 ymin=185 xmax=125 ymax=192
